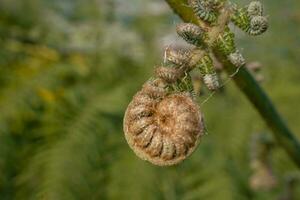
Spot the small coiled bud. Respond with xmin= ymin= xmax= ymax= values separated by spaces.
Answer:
xmin=247 ymin=1 xmax=263 ymax=17
xmin=249 ymin=16 xmax=268 ymax=36
xmin=188 ymin=0 xmax=219 ymax=23
xmin=124 ymin=92 xmax=205 ymax=166
xmin=176 ymin=23 xmax=205 ymax=47
xmin=228 ymin=50 xmax=246 ymax=67
xmin=165 ymin=47 xmax=191 ymax=66
xmin=155 ymin=66 xmax=180 ymax=83
xmin=197 ymin=55 xmax=219 ymax=90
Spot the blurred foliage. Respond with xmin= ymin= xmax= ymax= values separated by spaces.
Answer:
xmin=0 ymin=0 xmax=299 ymax=199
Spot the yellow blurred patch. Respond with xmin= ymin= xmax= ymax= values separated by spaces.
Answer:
xmin=37 ymin=87 xmax=56 ymax=103
xmin=26 ymin=45 xmax=60 ymax=61
xmin=69 ymin=54 xmax=90 ymax=76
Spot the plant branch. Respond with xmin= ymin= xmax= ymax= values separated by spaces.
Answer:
xmin=165 ymin=0 xmax=300 ymax=167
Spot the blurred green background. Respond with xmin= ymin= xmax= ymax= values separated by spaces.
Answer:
xmin=0 ymin=0 xmax=300 ymax=199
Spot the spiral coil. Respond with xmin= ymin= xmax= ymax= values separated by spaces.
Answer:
xmin=247 ymin=1 xmax=263 ymax=17
xmin=124 ymin=80 xmax=205 ymax=166
xmin=189 ymin=0 xmax=219 ymax=23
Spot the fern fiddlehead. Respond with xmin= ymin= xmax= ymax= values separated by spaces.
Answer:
xmin=124 ymin=0 xmax=269 ymax=166
xmin=124 ymin=89 xmax=204 ymax=166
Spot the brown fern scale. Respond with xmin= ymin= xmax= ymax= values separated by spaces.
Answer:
xmin=124 ymin=80 xmax=204 ymax=166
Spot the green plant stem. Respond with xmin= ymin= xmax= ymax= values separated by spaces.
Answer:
xmin=165 ymin=0 xmax=300 ymax=167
